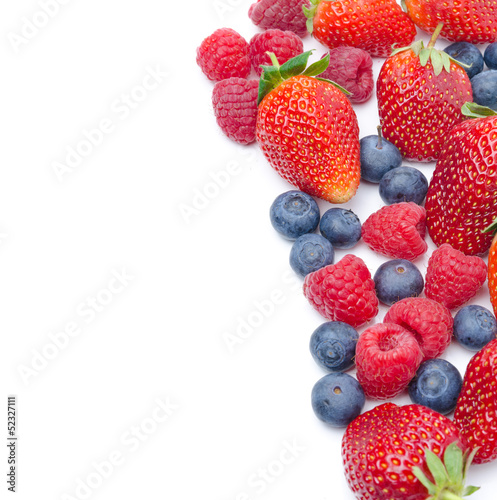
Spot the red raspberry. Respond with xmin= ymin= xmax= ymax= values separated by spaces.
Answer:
xmin=425 ymin=244 xmax=487 ymax=310
xmin=196 ymin=28 xmax=251 ymax=82
xmin=248 ymin=0 xmax=310 ymax=38
xmin=362 ymin=202 xmax=427 ymax=261
xmin=356 ymin=323 xmax=423 ymax=399
xmin=249 ymin=29 xmax=304 ymax=76
xmin=384 ymin=297 xmax=453 ymax=360
xmin=212 ymin=78 xmax=259 ymax=145
xmin=303 ymin=254 xmax=378 ymax=327
xmin=319 ymin=47 xmax=374 ymax=104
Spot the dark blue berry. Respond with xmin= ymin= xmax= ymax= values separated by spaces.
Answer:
xmin=408 ymin=359 xmax=463 ymax=415
xmin=471 ymin=70 xmax=497 ymax=110
xmin=310 ymin=321 xmax=358 ymax=372
xmin=453 ymin=305 xmax=497 ymax=351
xmin=379 ymin=166 xmax=428 ymax=205
xmin=319 ymin=208 xmax=361 ymax=249
xmin=270 ymin=190 xmax=320 ymax=240
xmin=373 ymin=259 xmax=424 ymax=306
xmin=484 ymin=42 xmax=497 ymax=70
xmin=289 ymin=234 xmax=334 ymax=278
xmin=311 ymin=372 xmax=365 ymax=427
xmin=444 ymin=42 xmax=484 ymax=79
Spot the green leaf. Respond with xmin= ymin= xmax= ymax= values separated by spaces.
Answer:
xmin=280 ymin=50 xmax=313 ymax=79
xmin=483 ymin=218 xmax=497 ymax=234
xmin=441 ymin=51 xmax=451 ymax=73
xmin=463 ymin=485 xmax=481 ymax=496
xmin=303 ymin=53 xmax=329 ymax=77
xmin=306 ymin=16 xmax=314 ymax=34
xmin=425 ymin=449 xmax=449 ymax=486
xmin=315 ymin=77 xmax=351 ymax=95
xmin=461 ymin=102 xmax=497 ymax=118
xmin=410 ymin=40 xmax=425 ymax=56
xmin=444 ymin=443 xmax=463 ymax=486
xmin=412 ymin=466 xmax=437 ymax=495
xmin=419 ymin=47 xmax=431 ymax=66
xmin=430 ymin=50 xmax=444 ymax=76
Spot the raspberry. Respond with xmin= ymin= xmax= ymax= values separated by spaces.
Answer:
xmin=249 ymin=29 xmax=304 ymax=76
xmin=212 ymin=78 xmax=259 ymax=145
xmin=248 ymin=0 xmax=310 ymax=38
xmin=384 ymin=297 xmax=453 ymax=360
xmin=319 ymin=47 xmax=374 ymax=104
xmin=196 ymin=28 xmax=251 ymax=82
xmin=303 ymin=254 xmax=378 ymax=327
xmin=425 ymin=244 xmax=487 ymax=310
xmin=356 ymin=323 xmax=423 ymax=399
xmin=361 ymin=202 xmax=428 ymax=261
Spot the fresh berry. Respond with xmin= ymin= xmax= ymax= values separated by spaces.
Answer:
xmin=471 ymin=70 xmax=497 ymax=110
xmin=484 ymin=42 xmax=497 ymax=70
xmin=384 ymin=297 xmax=454 ymax=360
xmin=311 ymin=372 xmax=365 ymax=426
xmin=290 ymin=234 xmax=334 ymax=278
xmin=454 ymin=338 xmax=497 ymax=464
xmin=319 ymin=208 xmax=361 ymax=249
xmin=303 ymin=254 xmax=378 ymax=327
xmin=489 ymin=222 xmax=497 ymax=318
xmin=373 ymin=259 xmax=424 ymax=306
xmin=379 ymin=166 xmax=428 ymax=205
xmin=318 ymin=47 xmax=374 ymax=104
xmin=355 ymin=323 xmax=423 ymax=399
xmin=453 ymin=305 xmax=497 ymax=351
xmin=408 ymin=359 xmax=463 ymax=415
xmin=359 ymin=126 xmax=402 ymax=183
xmin=303 ymin=0 xmax=416 ymax=58
xmin=269 ymin=190 xmax=320 ymax=240
xmin=443 ymin=42 xmax=484 ymax=79
xmin=424 ymin=244 xmax=487 ymax=310
xmin=309 ymin=321 xmax=358 ymax=372
xmin=249 ymin=29 xmax=303 ymax=76
xmin=256 ymin=51 xmax=361 ymax=203
xmin=361 ymin=202 xmax=428 ymax=261
xmin=196 ymin=28 xmax=251 ymax=81
xmin=377 ymin=25 xmax=473 ymax=162
xmin=248 ymin=0 xmax=310 ymax=38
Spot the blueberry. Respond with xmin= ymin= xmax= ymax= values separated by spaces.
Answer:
xmin=471 ymin=70 xmax=497 ymax=111
xmin=270 ymin=190 xmax=320 ymax=240
xmin=379 ymin=166 xmax=429 ymax=205
xmin=311 ymin=372 xmax=365 ymax=426
xmin=484 ymin=42 xmax=497 ymax=70
xmin=310 ymin=321 xmax=358 ymax=372
xmin=453 ymin=305 xmax=497 ymax=351
xmin=319 ymin=208 xmax=361 ymax=249
xmin=373 ymin=259 xmax=424 ymax=306
xmin=408 ymin=359 xmax=463 ymax=415
xmin=360 ymin=126 xmax=402 ymax=183
xmin=444 ymin=42 xmax=484 ymax=79
xmin=290 ymin=234 xmax=334 ymax=278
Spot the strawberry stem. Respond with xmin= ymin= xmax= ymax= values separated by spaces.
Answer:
xmin=376 ymin=126 xmax=383 ymax=150
xmin=427 ymin=23 xmax=444 ymax=49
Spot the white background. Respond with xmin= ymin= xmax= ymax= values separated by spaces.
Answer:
xmin=2 ymin=1 xmax=496 ymax=499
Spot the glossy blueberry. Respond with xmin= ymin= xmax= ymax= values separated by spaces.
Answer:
xmin=471 ymin=70 xmax=497 ymax=110
xmin=379 ymin=166 xmax=429 ymax=205
xmin=484 ymin=42 xmax=497 ymax=70
xmin=444 ymin=42 xmax=484 ymax=79
xmin=373 ymin=259 xmax=424 ymax=306
xmin=453 ymin=305 xmax=497 ymax=351
xmin=270 ymin=190 xmax=320 ymax=240
xmin=311 ymin=372 xmax=365 ymax=427
xmin=408 ymin=359 xmax=463 ymax=415
xmin=319 ymin=208 xmax=361 ymax=249
xmin=360 ymin=126 xmax=402 ymax=183
xmin=290 ymin=234 xmax=334 ymax=278
xmin=310 ymin=321 xmax=358 ymax=372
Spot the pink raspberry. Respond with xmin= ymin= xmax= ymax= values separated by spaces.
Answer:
xmin=212 ymin=78 xmax=259 ymax=145
xmin=196 ymin=28 xmax=251 ymax=82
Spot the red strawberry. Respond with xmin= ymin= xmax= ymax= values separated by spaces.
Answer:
xmin=488 ymin=221 xmax=497 ymax=317
xmin=303 ymin=0 xmax=416 ymax=58
xmin=361 ymin=202 xmax=428 ymax=261
xmin=377 ymin=25 xmax=473 ymax=162
xmin=303 ymin=254 xmax=378 ymax=327
xmin=425 ymin=244 xmax=487 ymax=310
xmin=256 ymin=51 xmax=361 ymax=203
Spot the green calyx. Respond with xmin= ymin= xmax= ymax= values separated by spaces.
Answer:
xmin=462 ymin=102 xmax=497 ymax=119
xmin=412 ymin=443 xmax=480 ymax=500
xmin=303 ymin=0 xmax=335 ymax=35
xmin=483 ymin=217 xmax=497 ymax=235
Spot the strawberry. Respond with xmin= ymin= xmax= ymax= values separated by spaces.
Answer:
xmin=256 ymin=51 xmax=361 ymax=203
xmin=425 ymin=104 xmax=497 ymax=255
xmin=303 ymin=0 xmax=416 ymax=58
xmin=377 ymin=24 xmax=473 ymax=162
xmin=488 ymin=220 xmax=497 ymax=317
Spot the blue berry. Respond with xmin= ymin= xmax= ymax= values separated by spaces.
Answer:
xmin=373 ymin=259 xmax=424 ymax=306
xmin=408 ymin=359 xmax=463 ymax=415
xmin=360 ymin=126 xmax=402 ymax=183
xmin=270 ymin=190 xmax=320 ymax=240
xmin=484 ymin=42 xmax=497 ymax=70
xmin=311 ymin=372 xmax=365 ymax=427
xmin=471 ymin=70 xmax=497 ymax=110
xmin=444 ymin=42 xmax=484 ymax=79
xmin=379 ymin=166 xmax=428 ymax=205
xmin=319 ymin=208 xmax=361 ymax=249
xmin=289 ymin=234 xmax=334 ymax=278
xmin=310 ymin=321 xmax=358 ymax=372
xmin=453 ymin=305 xmax=497 ymax=351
